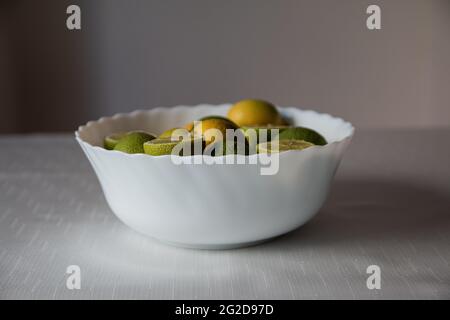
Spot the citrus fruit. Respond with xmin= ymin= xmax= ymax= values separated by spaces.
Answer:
xmin=276 ymin=127 xmax=327 ymax=146
xmin=104 ymin=132 xmax=126 ymax=150
xmin=184 ymin=121 xmax=194 ymax=131
xmin=193 ymin=118 xmax=239 ymax=144
xmin=204 ymin=139 xmax=249 ymax=156
xmin=113 ymin=131 xmax=155 ymax=154
xmin=227 ymin=99 xmax=283 ymax=127
xmin=144 ymin=138 xmax=204 ymax=156
xmin=158 ymin=127 xmax=190 ymax=139
xmin=199 ymin=115 xmax=234 ymax=123
xmin=256 ymin=140 xmax=314 ymax=153
xmin=184 ymin=116 xmax=236 ymax=133
xmin=241 ymin=125 xmax=290 ymax=144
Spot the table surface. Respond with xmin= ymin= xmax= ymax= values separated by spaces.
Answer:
xmin=0 ymin=129 xmax=449 ymax=299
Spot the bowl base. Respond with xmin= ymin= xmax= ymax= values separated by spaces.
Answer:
xmin=155 ymin=237 xmax=276 ymax=250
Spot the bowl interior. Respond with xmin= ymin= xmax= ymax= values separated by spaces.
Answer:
xmin=76 ymin=104 xmax=354 ymax=148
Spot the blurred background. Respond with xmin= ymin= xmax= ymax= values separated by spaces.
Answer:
xmin=0 ymin=0 xmax=449 ymax=133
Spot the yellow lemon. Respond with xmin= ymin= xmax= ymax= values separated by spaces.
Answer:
xmin=184 ymin=121 xmax=194 ymax=131
xmin=193 ymin=118 xmax=238 ymax=144
xmin=227 ymin=99 xmax=283 ymax=127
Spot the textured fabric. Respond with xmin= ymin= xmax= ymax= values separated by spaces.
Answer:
xmin=0 ymin=130 xmax=449 ymax=299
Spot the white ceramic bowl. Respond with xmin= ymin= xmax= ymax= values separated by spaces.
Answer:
xmin=75 ymin=104 xmax=354 ymax=249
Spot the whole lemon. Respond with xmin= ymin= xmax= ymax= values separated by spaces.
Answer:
xmin=227 ymin=99 xmax=282 ymax=127
xmin=193 ymin=118 xmax=238 ymax=144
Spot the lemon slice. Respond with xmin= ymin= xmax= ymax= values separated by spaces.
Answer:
xmin=144 ymin=138 xmax=204 ymax=156
xmin=276 ymin=127 xmax=327 ymax=146
xmin=256 ymin=140 xmax=314 ymax=153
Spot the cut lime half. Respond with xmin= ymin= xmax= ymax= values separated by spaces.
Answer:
xmin=276 ymin=127 xmax=327 ymax=146
xmin=144 ymin=138 xmax=204 ymax=156
xmin=257 ymin=140 xmax=314 ymax=153
xmin=242 ymin=125 xmax=290 ymax=143
xmin=104 ymin=132 xmax=126 ymax=150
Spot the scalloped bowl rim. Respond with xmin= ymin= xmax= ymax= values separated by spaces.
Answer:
xmin=75 ymin=104 xmax=355 ymax=160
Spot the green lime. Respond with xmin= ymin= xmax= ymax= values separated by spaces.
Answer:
xmin=144 ymin=138 xmax=204 ymax=156
xmin=113 ymin=131 xmax=155 ymax=154
xmin=276 ymin=127 xmax=327 ymax=146
xmin=241 ymin=125 xmax=290 ymax=144
xmin=199 ymin=115 xmax=235 ymax=124
xmin=104 ymin=132 xmax=126 ymax=150
xmin=257 ymin=140 xmax=314 ymax=153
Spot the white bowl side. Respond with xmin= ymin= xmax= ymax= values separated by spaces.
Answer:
xmin=76 ymin=105 xmax=354 ymax=248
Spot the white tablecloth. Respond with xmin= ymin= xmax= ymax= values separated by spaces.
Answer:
xmin=0 ymin=129 xmax=449 ymax=299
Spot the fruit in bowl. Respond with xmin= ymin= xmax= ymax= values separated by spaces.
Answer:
xmin=227 ymin=99 xmax=285 ymax=127
xmin=103 ymin=100 xmax=327 ymax=157
xmin=75 ymin=101 xmax=354 ymax=249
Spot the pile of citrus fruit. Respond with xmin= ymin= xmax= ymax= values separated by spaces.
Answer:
xmin=103 ymin=99 xmax=327 ymax=156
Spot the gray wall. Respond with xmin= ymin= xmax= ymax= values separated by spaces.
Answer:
xmin=1 ymin=0 xmax=449 ymax=133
